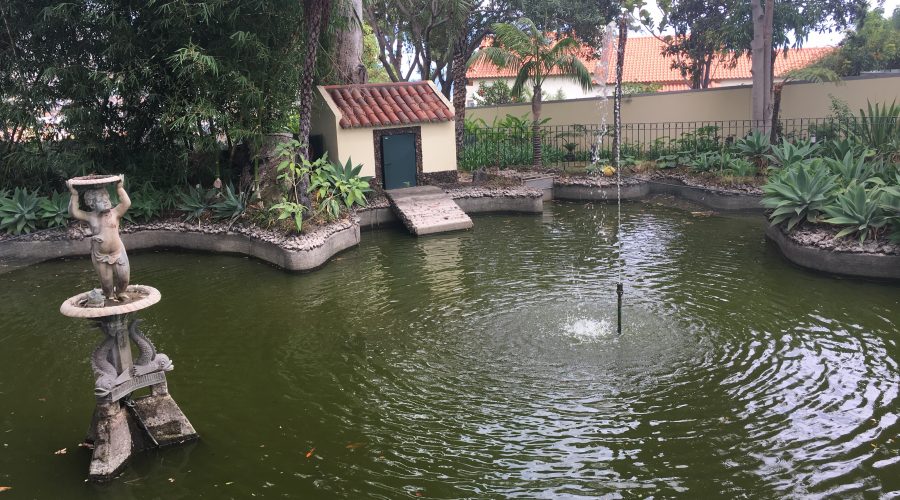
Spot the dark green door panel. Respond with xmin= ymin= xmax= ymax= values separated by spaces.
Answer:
xmin=382 ymin=133 xmax=417 ymax=189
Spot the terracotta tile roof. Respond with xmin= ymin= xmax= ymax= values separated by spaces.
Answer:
xmin=323 ymin=81 xmax=455 ymax=128
xmin=611 ymin=36 xmax=834 ymax=86
xmin=467 ymin=40 xmax=605 ymax=82
xmin=467 ymin=35 xmax=834 ymax=90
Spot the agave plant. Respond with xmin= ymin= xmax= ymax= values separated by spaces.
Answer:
xmin=0 ymin=188 xmax=42 ymax=235
xmin=211 ymin=183 xmax=248 ymax=223
xmin=176 ymin=185 xmax=212 ymax=222
xmin=822 ymin=182 xmax=888 ymax=243
xmin=39 ymin=191 xmax=71 ymax=228
xmin=762 ymin=164 xmax=838 ymax=230
xmin=125 ymin=185 xmax=167 ymax=223
xmin=765 ymin=138 xmax=820 ymax=169
xmin=825 ymin=137 xmax=872 ymax=161
xmin=689 ymin=152 xmax=719 ymax=172
xmin=820 ymin=153 xmax=885 ymax=188
xmin=723 ymin=157 xmax=756 ymax=177
xmin=879 ymin=186 xmax=900 ymax=242
xmin=309 ymin=157 xmax=372 ymax=220
xmin=733 ymin=130 xmax=771 ymax=160
xmin=852 ymin=100 xmax=899 ymax=160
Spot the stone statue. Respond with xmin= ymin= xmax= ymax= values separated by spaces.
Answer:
xmin=67 ymin=175 xmax=131 ymax=301
xmin=60 ymin=174 xmax=197 ymax=481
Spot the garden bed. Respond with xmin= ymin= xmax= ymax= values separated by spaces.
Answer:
xmin=0 ymin=217 xmax=361 ymax=273
xmin=765 ymin=224 xmax=900 ymax=280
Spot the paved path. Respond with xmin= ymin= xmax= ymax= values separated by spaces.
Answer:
xmin=385 ymin=186 xmax=474 ymax=236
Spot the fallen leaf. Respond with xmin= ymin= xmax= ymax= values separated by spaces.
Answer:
xmin=305 ymin=448 xmax=315 ymax=459
xmin=54 ymin=448 xmax=67 ymax=455
xmin=0 ymin=487 xmax=11 ymax=493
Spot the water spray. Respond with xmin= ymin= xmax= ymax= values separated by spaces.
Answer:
xmin=613 ymin=14 xmax=628 ymax=335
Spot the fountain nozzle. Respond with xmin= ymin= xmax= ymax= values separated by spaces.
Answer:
xmin=616 ymin=282 xmax=624 ymax=335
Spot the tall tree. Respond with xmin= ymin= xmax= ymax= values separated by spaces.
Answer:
xmin=656 ymin=0 xmax=866 ymax=94
xmin=751 ymin=0 xmax=775 ymax=130
xmin=817 ymin=7 xmax=900 ymax=76
xmin=332 ymin=0 xmax=365 ymax=83
xmin=469 ymin=18 xmax=593 ymax=166
xmin=298 ymin=0 xmax=333 ymax=158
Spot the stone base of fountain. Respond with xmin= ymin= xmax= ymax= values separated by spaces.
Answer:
xmin=86 ymin=382 xmax=197 ymax=480
xmin=61 ymin=285 xmax=198 ymax=481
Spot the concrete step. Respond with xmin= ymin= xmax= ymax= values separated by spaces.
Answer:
xmin=385 ymin=186 xmax=474 ymax=236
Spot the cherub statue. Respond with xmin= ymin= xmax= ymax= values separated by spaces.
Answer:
xmin=67 ymin=175 xmax=132 ymax=301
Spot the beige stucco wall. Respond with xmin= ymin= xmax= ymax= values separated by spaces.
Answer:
xmin=311 ymin=87 xmax=341 ymax=163
xmin=467 ymin=74 xmax=900 ymax=126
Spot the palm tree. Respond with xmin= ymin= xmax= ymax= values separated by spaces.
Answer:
xmin=469 ymin=18 xmax=593 ymax=167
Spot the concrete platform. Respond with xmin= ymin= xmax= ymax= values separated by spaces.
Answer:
xmin=386 ymin=186 xmax=474 ymax=236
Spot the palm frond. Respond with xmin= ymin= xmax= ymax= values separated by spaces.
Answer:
xmin=511 ymin=60 xmax=536 ymax=97
xmin=492 ymin=20 xmax=535 ymax=55
xmin=551 ymin=55 xmax=593 ymax=92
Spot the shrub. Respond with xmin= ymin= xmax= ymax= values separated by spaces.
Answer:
xmin=125 ymin=184 xmax=169 ymax=223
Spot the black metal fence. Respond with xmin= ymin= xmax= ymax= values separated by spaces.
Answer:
xmin=460 ymin=117 xmax=897 ymax=171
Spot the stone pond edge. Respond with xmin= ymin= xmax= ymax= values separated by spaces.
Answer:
xmin=3 ymin=185 xmax=896 ymax=281
xmin=764 ymin=224 xmax=900 ymax=280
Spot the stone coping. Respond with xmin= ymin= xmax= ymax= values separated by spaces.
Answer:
xmin=553 ymin=177 xmax=763 ymax=211
xmin=765 ymin=224 xmax=900 ymax=280
xmin=0 ymin=220 xmax=361 ymax=274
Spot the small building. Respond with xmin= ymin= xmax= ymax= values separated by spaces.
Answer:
xmin=312 ymin=81 xmax=458 ymax=190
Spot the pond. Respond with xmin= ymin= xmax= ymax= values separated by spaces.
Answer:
xmin=0 ymin=201 xmax=897 ymax=498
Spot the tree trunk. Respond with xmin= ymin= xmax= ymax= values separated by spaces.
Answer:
xmin=613 ymin=14 xmax=628 ymax=169
xmin=452 ymin=30 xmax=467 ymax=158
xmin=298 ymin=0 xmax=332 ymax=158
xmin=531 ymin=83 xmax=543 ymax=167
xmin=296 ymin=0 xmax=332 ymax=214
xmin=333 ymin=0 xmax=363 ymax=83
xmin=771 ymin=81 xmax=784 ymax=142
xmin=751 ymin=0 xmax=774 ymax=133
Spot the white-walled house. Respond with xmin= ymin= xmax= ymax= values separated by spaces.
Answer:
xmin=466 ymin=36 xmax=833 ymax=107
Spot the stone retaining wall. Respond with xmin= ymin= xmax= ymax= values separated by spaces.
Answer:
xmin=765 ymin=225 xmax=900 ymax=280
xmin=0 ymin=224 xmax=361 ymax=273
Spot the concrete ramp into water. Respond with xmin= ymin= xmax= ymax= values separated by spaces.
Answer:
xmin=386 ymin=186 xmax=474 ymax=236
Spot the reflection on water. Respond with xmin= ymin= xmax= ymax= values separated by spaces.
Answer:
xmin=0 ymin=202 xmax=897 ymax=498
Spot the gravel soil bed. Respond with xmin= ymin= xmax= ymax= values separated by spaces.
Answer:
xmin=782 ymin=224 xmax=900 ymax=256
xmin=0 ymin=217 xmax=355 ymax=252
xmin=646 ymin=169 xmax=764 ymax=196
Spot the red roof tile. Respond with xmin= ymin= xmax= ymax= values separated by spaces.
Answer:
xmin=324 ymin=82 xmax=455 ymax=128
xmin=467 ymin=35 xmax=834 ymax=90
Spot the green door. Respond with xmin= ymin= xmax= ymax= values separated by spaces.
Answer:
xmin=382 ymin=133 xmax=417 ymax=189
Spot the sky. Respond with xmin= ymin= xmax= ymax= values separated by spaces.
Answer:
xmin=636 ymin=0 xmax=900 ymax=47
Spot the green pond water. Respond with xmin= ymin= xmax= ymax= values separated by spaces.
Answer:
xmin=0 ymin=201 xmax=898 ymax=498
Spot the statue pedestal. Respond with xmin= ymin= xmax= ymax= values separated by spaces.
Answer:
xmin=87 ymin=384 xmax=197 ymax=480
xmin=61 ymin=285 xmax=198 ymax=481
